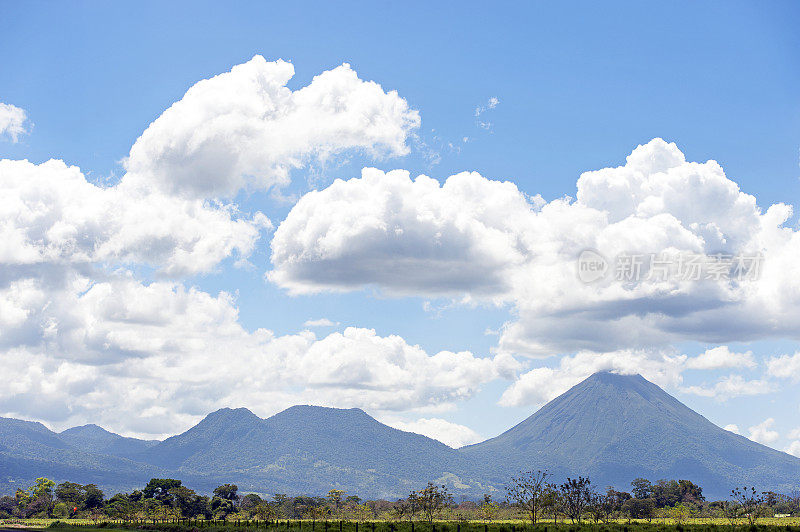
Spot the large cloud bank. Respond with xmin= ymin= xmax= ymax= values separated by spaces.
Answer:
xmin=271 ymin=139 xmax=799 ymax=356
xmin=0 ymin=58 xmax=468 ymax=438
xmin=0 ymin=272 xmax=512 ymax=436
xmin=3 ymin=55 xmax=798 ymax=448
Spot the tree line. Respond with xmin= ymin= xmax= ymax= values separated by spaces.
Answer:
xmin=2 ymin=474 xmax=799 ymax=524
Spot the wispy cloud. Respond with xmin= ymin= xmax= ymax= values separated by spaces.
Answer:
xmin=0 ymin=102 xmax=30 ymax=142
xmin=304 ymin=318 xmax=339 ymax=328
xmin=474 ymin=96 xmax=500 ymax=132
xmin=474 ymin=96 xmax=500 ymax=117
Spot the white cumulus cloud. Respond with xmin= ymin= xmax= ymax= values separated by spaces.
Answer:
xmin=766 ymin=352 xmax=800 ymax=382
xmin=0 ymin=272 xmax=514 ymax=437
xmin=786 ymin=440 xmax=800 ymax=458
xmin=270 ymin=139 xmax=800 ymax=357
xmin=748 ymin=418 xmax=779 ymax=445
xmin=125 ymin=55 xmax=419 ymax=200
xmin=0 ymin=57 xmax=467 ymax=436
xmin=0 ymin=158 xmax=266 ymax=276
xmin=270 ymin=168 xmax=537 ymax=296
xmin=681 ymin=374 xmax=774 ymax=400
xmin=685 ymin=346 xmax=756 ymax=370
xmin=723 ymin=424 xmax=741 ymax=435
xmin=384 ymin=417 xmax=484 ymax=448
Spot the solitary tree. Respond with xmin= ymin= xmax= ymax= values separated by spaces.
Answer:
xmin=413 ymin=483 xmax=453 ymax=523
xmin=731 ymin=487 xmax=766 ymax=525
xmin=506 ymin=470 xmax=549 ymax=524
xmin=560 ymin=477 xmax=592 ymax=523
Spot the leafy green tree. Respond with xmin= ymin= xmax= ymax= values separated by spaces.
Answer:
xmin=55 ymin=482 xmax=85 ymax=508
xmin=254 ymin=501 xmax=276 ymax=520
xmin=327 ymin=489 xmax=346 ymax=516
xmin=213 ymin=484 xmax=240 ymax=502
xmin=83 ymin=484 xmax=105 ymax=510
xmin=24 ymin=478 xmax=56 ymax=517
xmin=15 ymin=488 xmax=32 ymax=517
xmin=306 ymin=505 xmax=327 ymax=523
xmin=211 ymin=496 xmax=236 ymax=520
xmin=210 ymin=485 xmax=239 ymax=520
xmin=52 ymin=502 xmax=70 ymax=518
xmin=670 ymin=503 xmax=690 ymax=524
xmin=170 ymin=485 xmax=205 ymax=518
xmin=0 ymin=496 xmax=16 ymax=518
xmin=677 ymin=480 xmax=704 ymax=504
xmin=240 ymin=493 xmax=263 ymax=517
xmin=143 ymin=498 xmax=165 ymax=521
xmin=143 ymin=479 xmax=182 ymax=504
xmin=588 ymin=488 xmax=620 ymax=523
xmin=622 ymin=497 xmax=655 ymax=522
xmin=631 ymin=478 xmax=653 ymax=499
xmin=106 ymin=493 xmax=138 ymax=521
xmin=31 ymin=478 xmax=55 ymax=500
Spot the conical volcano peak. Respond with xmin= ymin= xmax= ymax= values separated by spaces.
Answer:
xmin=586 ymin=370 xmax=644 ymax=383
xmin=462 ymin=371 xmax=800 ymax=499
xmin=582 ymin=370 xmax=657 ymax=391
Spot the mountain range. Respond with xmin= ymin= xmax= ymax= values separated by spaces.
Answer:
xmin=1 ymin=372 xmax=798 ymax=500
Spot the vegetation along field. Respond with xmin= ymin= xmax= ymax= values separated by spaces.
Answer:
xmin=3 ymin=473 xmax=800 ymax=531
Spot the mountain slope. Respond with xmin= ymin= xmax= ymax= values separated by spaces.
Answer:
xmin=0 ymin=417 xmax=168 ymax=494
xmin=4 ymin=374 xmax=800 ymax=500
xmin=138 ymin=406 xmax=486 ymax=498
xmin=133 ymin=407 xmax=265 ymax=469
xmin=59 ymin=424 xmax=157 ymax=459
xmin=460 ymin=372 xmax=800 ymax=499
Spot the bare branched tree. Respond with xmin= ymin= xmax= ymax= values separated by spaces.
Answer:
xmin=730 ymin=486 xmax=766 ymax=525
xmin=560 ymin=477 xmax=592 ymax=524
xmin=505 ymin=470 xmax=549 ymax=524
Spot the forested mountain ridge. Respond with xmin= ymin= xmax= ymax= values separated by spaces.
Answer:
xmin=2 ymin=373 xmax=799 ymax=500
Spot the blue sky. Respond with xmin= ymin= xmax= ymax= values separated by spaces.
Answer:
xmin=1 ymin=1 xmax=799 ymax=450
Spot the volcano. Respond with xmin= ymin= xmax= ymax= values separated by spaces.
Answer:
xmin=461 ymin=371 xmax=800 ymax=499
